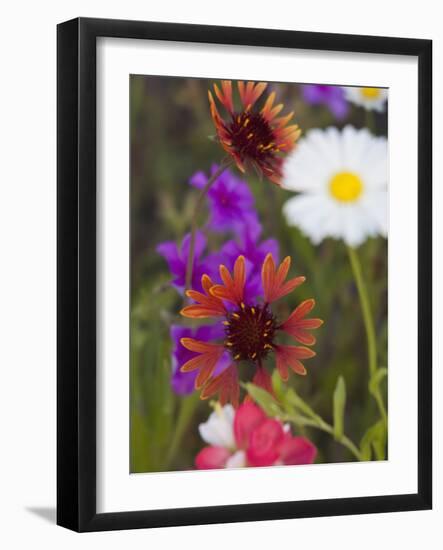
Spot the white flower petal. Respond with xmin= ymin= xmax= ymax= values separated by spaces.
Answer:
xmin=225 ymin=450 xmax=246 ymax=469
xmin=198 ymin=404 xmax=235 ymax=449
xmin=283 ymin=194 xmax=338 ymax=244
xmin=341 ymin=205 xmax=373 ymax=247
xmin=361 ymin=189 xmax=389 ymax=236
xmin=344 ymin=86 xmax=388 ymax=112
xmin=282 ymin=126 xmax=388 ymax=247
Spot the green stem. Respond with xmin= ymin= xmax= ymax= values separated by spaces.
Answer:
xmin=166 ymin=393 xmax=200 ymax=468
xmin=347 ymin=246 xmax=387 ymax=426
xmin=285 ymin=413 xmax=362 ymax=461
xmin=365 ymin=110 xmax=376 ymax=134
xmin=320 ymin=423 xmax=363 ymax=461
xmin=184 ymin=158 xmax=232 ymax=296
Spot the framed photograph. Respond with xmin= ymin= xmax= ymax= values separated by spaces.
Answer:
xmin=57 ymin=17 xmax=432 ymax=532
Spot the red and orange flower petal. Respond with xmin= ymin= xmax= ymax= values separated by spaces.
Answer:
xmin=208 ymin=80 xmax=300 ymax=185
xmin=208 ymin=90 xmax=223 ymax=127
xmin=261 ymin=252 xmax=275 ymax=302
xmin=180 ymin=339 xmax=226 ymax=389
xmin=274 ymin=111 xmax=294 ymax=128
xmin=231 ymin=154 xmax=246 ymax=173
xmin=180 ymin=354 xmax=209 ymax=373
xmin=277 ymin=124 xmax=302 ymax=140
xmin=273 ymin=123 xmax=301 ymax=153
xmin=201 ymin=273 xmax=217 ymax=295
xmin=243 ymin=366 xmax=275 ymax=404
xmin=262 ymin=253 xmax=305 ymax=303
xmin=237 ymin=81 xmax=267 ymax=110
xmin=213 ymin=81 xmax=234 ymax=114
xmin=264 ymin=163 xmax=284 ymax=185
xmin=200 ymin=364 xmax=240 ymax=407
xmin=275 ymin=255 xmax=291 ymax=286
xmin=252 ymin=367 xmax=274 ymax=395
xmin=274 ymin=344 xmax=316 ymax=378
xmin=195 ymin=360 xmax=219 ymax=389
xmin=180 ymin=303 xmax=224 ymax=319
xmin=208 ymin=91 xmax=233 ymax=150
xmin=180 ymin=338 xmax=224 ymax=355
xmin=210 ymin=255 xmax=246 ymax=305
xmin=261 ymin=91 xmax=283 ymax=122
xmin=181 ymin=275 xmax=226 ymax=318
xmin=280 ymin=299 xmax=324 ymax=345
xmin=276 ymin=276 xmax=306 ymax=301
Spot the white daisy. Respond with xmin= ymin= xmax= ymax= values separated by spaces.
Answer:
xmin=282 ymin=126 xmax=388 ymax=248
xmin=344 ymin=86 xmax=388 ymax=112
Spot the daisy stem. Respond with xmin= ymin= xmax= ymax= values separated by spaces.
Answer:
xmin=184 ymin=158 xmax=233 ymax=298
xmin=347 ymin=246 xmax=387 ymax=426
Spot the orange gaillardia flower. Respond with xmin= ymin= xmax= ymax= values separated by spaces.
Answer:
xmin=179 ymin=254 xmax=323 ymax=406
xmin=208 ymin=81 xmax=301 ymax=185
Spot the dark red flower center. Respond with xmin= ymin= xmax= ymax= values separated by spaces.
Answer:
xmin=224 ymin=304 xmax=276 ymax=362
xmin=227 ymin=112 xmax=276 ymax=161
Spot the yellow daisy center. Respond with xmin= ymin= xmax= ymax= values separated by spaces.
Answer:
xmin=360 ymin=87 xmax=381 ymax=100
xmin=329 ymin=172 xmax=363 ymax=202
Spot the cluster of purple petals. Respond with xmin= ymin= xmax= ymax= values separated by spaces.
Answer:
xmin=157 ymin=165 xmax=279 ymax=394
xmin=189 ymin=165 xmax=260 ymax=234
xmin=302 ymin=84 xmax=349 ymax=120
xmin=156 ymin=231 xmax=218 ymax=294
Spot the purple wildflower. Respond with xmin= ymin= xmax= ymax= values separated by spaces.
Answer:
xmin=170 ymin=324 xmax=230 ymax=395
xmin=156 ymin=231 xmax=216 ymax=294
xmin=302 ymin=85 xmax=349 ymax=120
xmin=189 ymin=165 xmax=259 ymax=234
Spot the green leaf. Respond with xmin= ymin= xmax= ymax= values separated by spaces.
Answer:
xmin=244 ymin=383 xmax=284 ymax=417
xmin=281 ymin=388 xmax=329 ymax=430
xmin=284 ymin=388 xmax=317 ymax=419
xmin=369 ymin=368 xmax=388 ymax=396
xmin=333 ymin=376 xmax=346 ymax=441
xmin=360 ymin=420 xmax=387 ymax=461
xmin=271 ymin=369 xmax=284 ymax=401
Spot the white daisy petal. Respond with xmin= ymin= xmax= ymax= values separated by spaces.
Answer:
xmin=361 ymin=189 xmax=389 ymax=236
xmin=283 ymin=195 xmax=338 ymax=245
xmin=341 ymin=205 xmax=372 ymax=247
xmin=343 ymin=86 xmax=388 ymax=112
xmin=282 ymin=126 xmax=388 ymax=247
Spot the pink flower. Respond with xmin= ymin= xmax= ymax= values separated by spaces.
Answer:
xmin=195 ymin=402 xmax=317 ymax=469
xmin=195 ymin=446 xmax=232 ymax=470
xmin=246 ymin=418 xmax=284 ymax=467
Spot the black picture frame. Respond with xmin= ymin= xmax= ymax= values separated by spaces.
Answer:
xmin=57 ymin=17 xmax=432 ymax=532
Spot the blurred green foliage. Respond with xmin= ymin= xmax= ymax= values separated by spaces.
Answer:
xmin=130 ymin=75 xmax=388 ymax=472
